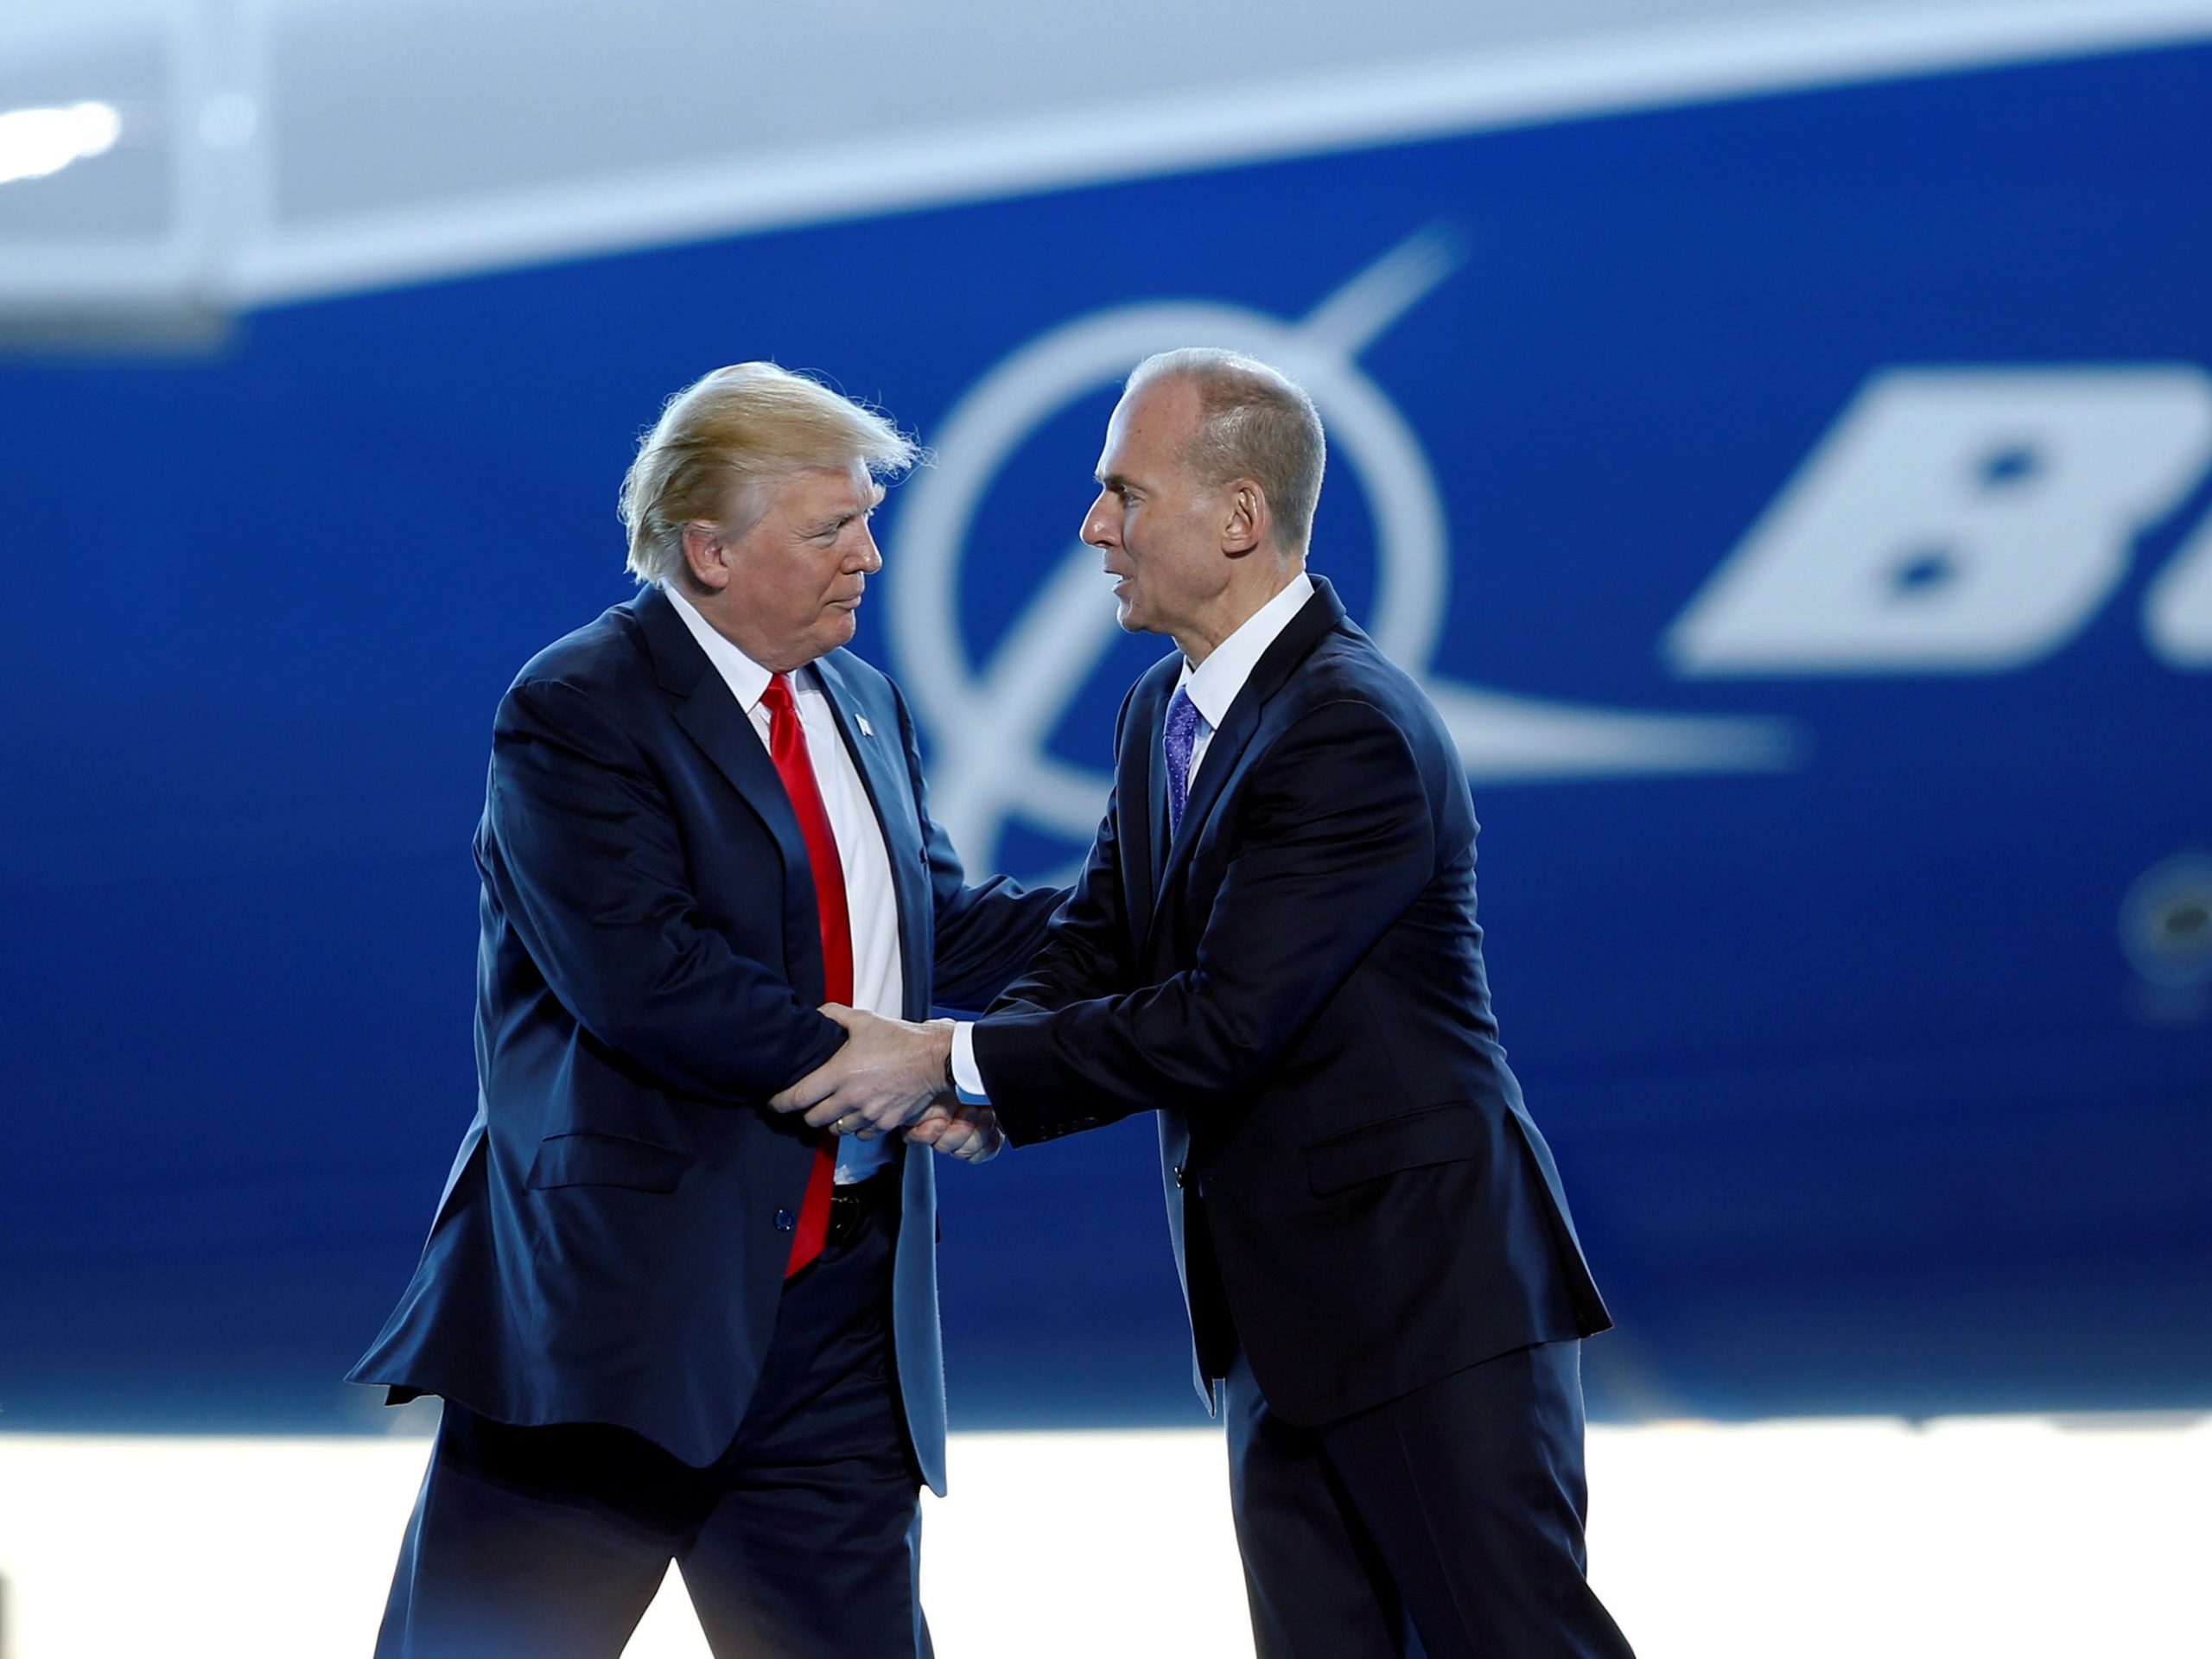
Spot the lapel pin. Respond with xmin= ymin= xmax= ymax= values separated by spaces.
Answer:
xmin=858 ymin=715 xmax=874 ymax=737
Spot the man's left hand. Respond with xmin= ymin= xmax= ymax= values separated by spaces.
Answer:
xmin=768 ymin=1005 xmax=955 ymax=1139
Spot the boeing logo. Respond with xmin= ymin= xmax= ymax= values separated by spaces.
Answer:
xmin=887 ymin=234 xmax=2212 ymax=871
xmin=1670 ymin=366 xmax=2212 ymax=677
xmin=887 ymin=231 xmax=1795 ymax=869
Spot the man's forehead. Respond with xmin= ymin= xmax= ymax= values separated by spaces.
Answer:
xmin=778 ymin=462 xmax=878 ymax=506
xmin=1119 ymin=375 xmax=1199 ymax=429
xmin=1097 ymin=378 xmax=1196 ymax=478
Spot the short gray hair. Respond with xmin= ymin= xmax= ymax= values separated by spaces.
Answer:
xmin=618 ymin=362 xmax=919 ymax=584
xmin=1125 ymin=347 xmax=1325 ymax=551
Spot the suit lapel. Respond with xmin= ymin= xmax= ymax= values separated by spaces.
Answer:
xmin=1117 ymin=658 xmax=1178 ymax=947
xmin=811 ymin=652 xmax=930 ymax=1015
xmin=633 ymin=587 xmax=825 ymax=991
xmin=1144 ymin=579 xmax=1347 ymax=950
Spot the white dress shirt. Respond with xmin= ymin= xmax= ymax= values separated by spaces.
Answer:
xmin=950 ymin=570 xmax=1316 ymax=1097
xmin=665 ymin=585 xmax=899 ymax=1181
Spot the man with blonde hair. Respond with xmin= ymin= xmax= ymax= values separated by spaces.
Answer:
xmin=775 ymin=348 xmax=1634 ymax=1657
xmin=353 ymin=362 xmax=1059 ymax=1657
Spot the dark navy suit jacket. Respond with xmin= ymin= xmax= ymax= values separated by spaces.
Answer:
xmin=973 ymin=578 xmax=1611 ymax=1426
xmin=351 ymin=585 xmax=1058 ymax=1491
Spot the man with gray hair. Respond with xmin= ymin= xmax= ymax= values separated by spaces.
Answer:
xmin=775 ymin=349 xmax=1634 ymax=1657
xmin=352 ymin=362 xmax=1060 ymax=1657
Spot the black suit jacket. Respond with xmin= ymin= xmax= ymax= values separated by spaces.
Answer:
xmin=973 ymin=578 xmax=1611 ymax=1426
xmin=351 ymin=585 xmax=1058 ymax=1491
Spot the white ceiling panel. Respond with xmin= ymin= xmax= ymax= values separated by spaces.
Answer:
xmin=2 ymin=0 xmax=2208 ymax=332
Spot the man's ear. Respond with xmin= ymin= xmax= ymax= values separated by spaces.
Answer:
xmin=1223 ymin=481 xmax=1268 ymax=557
xmin=681 ymin=521 xmax=732 ymax=591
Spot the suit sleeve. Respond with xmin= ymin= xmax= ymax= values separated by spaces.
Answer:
xmin=982 ymin=681 xmax=1141 ymax=1014
xmin=484 ymin=674 xmax=842 ymax=1100
xmin=971 ymin=697 xmax=1433 ymax=1143
xmin=886 ymin=679 xmax=1070 ymax=1012
xmin=985 ymin=791 xmax=1129 ymax=1014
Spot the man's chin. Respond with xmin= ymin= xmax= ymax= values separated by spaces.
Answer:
xmin=802 ymin=611 xmax=860 ymax=660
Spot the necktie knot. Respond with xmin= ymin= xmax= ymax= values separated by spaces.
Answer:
xmin=760 ymin=671 xmax=797 ymax=722
xmin=1164 ymin=687 xmax=1202 ymax=835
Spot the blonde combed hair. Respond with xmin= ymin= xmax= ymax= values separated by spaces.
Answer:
xmin=618 ymin=363 xmax=919 ymax=585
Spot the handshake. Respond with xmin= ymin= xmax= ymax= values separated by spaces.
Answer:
xmin=767 ymin=1004 xmax=1003 ymax=1163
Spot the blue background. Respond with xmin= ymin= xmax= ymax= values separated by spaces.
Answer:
xmin=3 ymin=40 xmax=2208 ymax=1431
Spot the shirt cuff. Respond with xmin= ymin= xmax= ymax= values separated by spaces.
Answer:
xmin=950 ymin=1021 xmax=989 ymax=1102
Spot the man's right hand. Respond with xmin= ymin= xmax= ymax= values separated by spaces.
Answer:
xmin=906 ymin=1100 xmax=1005 ymax=1164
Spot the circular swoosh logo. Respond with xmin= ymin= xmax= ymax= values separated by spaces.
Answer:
xmin=889 ymin=227 xmax=1797 ymax=870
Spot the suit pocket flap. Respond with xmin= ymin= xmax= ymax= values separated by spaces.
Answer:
xmin=1305 ymin=1104 xmax=1485 ymax=1196
xmin=526 ymin=1131 xmax=687 ymax=1193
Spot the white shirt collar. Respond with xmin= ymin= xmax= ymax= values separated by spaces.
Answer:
xmin=1175 ymin=571 xmax=1316 ymax=731
xmin=662 ymin=582 xmax=777 ymax=711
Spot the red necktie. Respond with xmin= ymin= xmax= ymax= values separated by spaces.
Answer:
xmin=761 ymin=672 xmax=852 ymax=1278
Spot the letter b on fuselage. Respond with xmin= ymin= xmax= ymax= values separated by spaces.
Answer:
xmin=1668 ymin=368 xmax=2212 ymax=676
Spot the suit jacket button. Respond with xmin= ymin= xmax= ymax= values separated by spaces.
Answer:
xmin=1173 ymin=1164 xmax=1187 ymax=1188
xmin=773 ymin=1209 xmax=797 ymax=1231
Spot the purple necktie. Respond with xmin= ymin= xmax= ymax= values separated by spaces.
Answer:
xmin=1164 ymin=687 xmax=1201 ymax=836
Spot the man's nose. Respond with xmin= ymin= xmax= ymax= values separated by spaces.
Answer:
xmin=1082 ymin=493 xmax=1116 ymax=548
xmin=852 ymin=528 xmax=884 ymax=573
